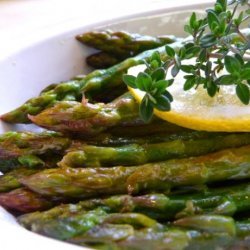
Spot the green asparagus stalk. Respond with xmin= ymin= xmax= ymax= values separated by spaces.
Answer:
xmin=20 ymin=206 xmax=159 ymax=241
xmin=0 ymin=168 xmax=38 ymax=192
xmin=30 ymin=91 xmax=250 ymax=139
xmin=0 ymin=131 xmax=70 ymax=158
xmin=180 ymin=215 xmax=250 ymax=238
xmin=174 ymin=215 xmax=236 ymax=236
xmin=66 ymin=119 xmax=192 ymax=147
xmin=28 ymin=93 xmax=141 ymax=135
xmin=85 ymin=130 xmax=236 ymax=146
xmin=32 ymin=208 xmax=107 ymax=240
xmin=0 ymin=128 xmax=194 ymax=173
xmin=68 ymin=223 xmax=135 ymax=244
xmin=111 ymin=216 xmax=247 ymax=250
xmin=17 ymin=181 xmax=250 ymax=226
xmin=76 ymin=29 xmax=250 ymax=98
xmin=69 ymin=216 xmax=241 ymax=250
xmin=76 ymin=30 xmax=178 ymax=58
xmin=23 ymin=209 xmax=248 ymax=250
xmin=0 ymin=188 xmax=54 ymax=213
xmin=19 ymin=205 xmax=190 ymax=249
xmin=1 ymin=38 xmax=186 ymax=124
xmin=70 ymin=227 xmax=191 ymax=250
xmin=84 ymin=133 xmax=165 ymax=146
xmin=106 ymin=119 xmax=190 ymax=137
xmin=1 ymin=80 xmax=84 ymax=123
xmin=173 ymin=216 xmax=250 ymax=249
xmin=185 ymin=237 xmax=249 ymax=250
xmin=59 ymin=132 xmax=250 ymax=167
xmin=79 ymin=42 xmax=182 ymax=98
xmin=86 ymin=51 xmax=121 ymax=69
xmin=173 ymin=215 xmax=250 ymax=250
xmin=0 ymin=131 xmax=70 ymax=173
xmin=29 ymin=93 xmax=191 ymax=135
xmin=236 ymin=219 xmax=250 ymax=237
xmin=21 ymin=145 xmax=250 ymax=199
xmin=19 ymin=195 xmax=249 ymax=249
xmin=184 ymin=217 xmax=250 ymax=250
xmin=2 ymin=29 xmax=250 ymax=124
xmin=18 ymin=203 xmax=84 ymax=229
xmin=0 ymin=154 xmax=64 ymax=174
xmin=174 ymin=216 xmax=250 ymax=248
xmin=15 ymin=197 xmax=155 ymax=229
xmin=80 ymin=31 xmax=180 ymax=69
xmin=26 ymin=207 xmax=108 ymax=240
xmin=71 ymin=230 xmax=239 ymax=250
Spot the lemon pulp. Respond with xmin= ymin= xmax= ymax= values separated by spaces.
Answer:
xmin=128 ymin=64 xmax=250 ymax=132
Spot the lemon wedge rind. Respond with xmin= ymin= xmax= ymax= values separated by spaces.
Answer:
xmin=128 ymin=64 xmax=250 ymax=132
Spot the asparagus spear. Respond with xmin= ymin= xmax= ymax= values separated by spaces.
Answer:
xmin=0 ymin=154 xmax=64 ymax=174
xmin=68 ymin=223 xmax=135 ymax=243
xmin=20 ymin=203 xmax=248 ymax=250
xmin=19 ymin=191 xmax=249 ymax=248
xmin=0 ymin=131 xmax=70 ymax=173
xmin=0 ymin=188 xmax=54 ymax=213
xmin=0 ymin=168 xmax=38 ymax=192
xmin=173 ymin=216 xmax=250 ymax=249
xmin=17 ymin=181 xmax=250 ymax=226
xmin=174 ymin=215 xmax=236 ymax=236
xmin=21 ymin=145 xmax=250 ymax=198
xmin=30 ymin=207 xmax=108 ymax=240
xmin=63 ymin=29 xmax=250 ymax=98
xmin=28 ymin=93 xmax=141 ymax=134
xmin=71 ymin=230 xmax=241 ymax=250
xmin=29 ymin=93 xmax=191 ymax=135
xmin=2 ymin=30 xmax=249 ymax=124
xmin=84 ymin=133 xmax=166 ymax=146
xmin=86 ymin=51 xmax=121 ymax=69
xmin=59 ymin=132 xmax=250 ymax=167
xmin=86 ymin=130 xmax=238 ymax=146
xmin=19 ymin=205 xmax=187 ymax=248
xmin=18 ymin=203 xmax=84 ymax=229
xmin=0 ymin=128 xmax=192 ymax=174
xmin=106 ymin=119 xmax=190 ymax=137
xmin=80 ymin=31 xmax=179 ymax=69
xmin=69 ymin=216 xmax=241 ymax=250
xmin=186 ymin=237 xmax=250 ymax=250
xmin=174 ymin=216 xmax=250 ymax=248
xmin=70 ymin=226 xmax=191 ymax=250
xmin=76 ymin=30 xmax=178 ymax=58
xmin=236 ymin=219 xmax=250 ymax=237
xmin=0 ymin=38 xmax=186 ymax=124
xmin=0 ymin=80 xmax=84 ymax=123
xmin=76 ymin=216 xmax=249 ymax=250
xmin=21 ymin=206 xmax=159 ymax=241
xmin=0 ymin=131 xmax=70 ymax=158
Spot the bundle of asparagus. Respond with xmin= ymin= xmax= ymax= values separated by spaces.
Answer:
xmin=1 ymin=105 xmax=250 ymax=249
xmin=0 ymin=34 xmax=184 ymax=124
xmin=1 ymin=1 xmax=250 ymax=248
xmin=76 ymin=30 xmax=180 ymax=69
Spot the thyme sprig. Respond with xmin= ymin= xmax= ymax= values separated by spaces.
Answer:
xmin=123 ymin=0 xmax=250 ymax=122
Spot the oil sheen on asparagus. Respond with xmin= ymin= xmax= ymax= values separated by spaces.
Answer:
xmin=1 ymin=15 xmax=250 ymax=250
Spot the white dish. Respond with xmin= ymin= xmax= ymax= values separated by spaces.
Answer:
xmin=0 ymin=2 xmax=213 ymax=249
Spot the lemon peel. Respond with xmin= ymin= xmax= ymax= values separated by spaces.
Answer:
xmin=128 ymin=64 xmax=250 ymax=132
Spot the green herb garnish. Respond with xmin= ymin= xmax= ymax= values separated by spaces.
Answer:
xmin=123 ymin=0 xmax=250 ymax=122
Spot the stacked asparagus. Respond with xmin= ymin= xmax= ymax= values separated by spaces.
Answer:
xmin=0 ymin=30 xmax=250 ymax=250
xmin=76 ymin=30 xmax=180 ymax=69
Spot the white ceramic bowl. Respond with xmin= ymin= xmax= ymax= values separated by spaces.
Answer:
xmin=0 ymin=2 xmax=213 ymax=249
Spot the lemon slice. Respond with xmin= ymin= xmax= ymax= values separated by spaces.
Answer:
xmin=128 ymin=64 xmax=250 ymax=132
